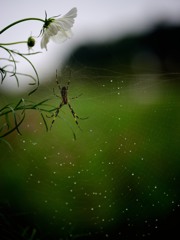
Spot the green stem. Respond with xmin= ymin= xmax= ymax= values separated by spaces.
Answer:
xmin=0 ymin=41 xmax=27 ymax=45
xmin=0 ymin=18 xmax=45 ymax=34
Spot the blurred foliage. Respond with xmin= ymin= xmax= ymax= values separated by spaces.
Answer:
xmin=1 ymin=19 xmax=180 ymax=240
xmin=0 ymin=67 xmax=180 ymax=239
xmin=67 ymin=24 xmax=180 ymax=74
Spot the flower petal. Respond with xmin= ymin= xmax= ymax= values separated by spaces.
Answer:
xmin=55 ymin=7 xmax=77 ymax=30
xmin=62 ymin=7 xmax=77 ymax=22
xmin=40 ymin=31 xmax=50 ymax=50
xmin=51 ymin=29 xmax=73 ymax=43
xmin=48 ymin=22 xmax=59 ymax=35
xmin=40 ymin=7 xmax=77 ymax=50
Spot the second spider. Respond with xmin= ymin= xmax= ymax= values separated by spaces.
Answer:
xmin=49 ymin=70 xmax=87 ymax=130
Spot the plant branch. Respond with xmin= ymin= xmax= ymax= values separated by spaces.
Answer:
xmin=0 ymin=18 xmax=45 ymax=34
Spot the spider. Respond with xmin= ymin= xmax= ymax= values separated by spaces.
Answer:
xmin=49 ymin=70 xmax=87 ymax=131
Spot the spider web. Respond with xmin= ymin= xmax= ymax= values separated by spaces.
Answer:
xmin=0 ymin=62 xmax=180 ymax=239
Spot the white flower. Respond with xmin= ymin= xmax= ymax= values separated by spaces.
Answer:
xmin=41 ymin=7 xmax=77 ymax=50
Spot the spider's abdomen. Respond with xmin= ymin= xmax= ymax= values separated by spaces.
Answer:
xmin=61 ymin=86 xmax=68 ymax=104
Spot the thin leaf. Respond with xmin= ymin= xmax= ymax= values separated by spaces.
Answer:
xmin=0 ymin=112 xmax=25 ymax=138
xmin=0 ymin=46 xmax=18 ymax=79
xmin=11 ymin=50 xmax=40 ymax=87
xmin=28 ymin=86 xmax=38 ymax=96
xmin=9 ymin=106 xmax=22 ymax=135
xmin=40 ymin=113 xmax=48 ymax=131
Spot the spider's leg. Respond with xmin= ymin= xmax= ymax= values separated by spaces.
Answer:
xmin=68 ymin=103 xmax=80 ymax=127
xmin=53 ymin=87 xmax=61 ymax=98
xmin=71 ymin=93 xmax=83 ymax=100
xmin=66 ymin=68 xmax=71 ymax=90
xmin=66 ymin=79 xmax=70 ymax=91
xmin=55 ymin=70 xmax=61 ymax=91
xmin=50 ymin=102 xmax=64 ymax=130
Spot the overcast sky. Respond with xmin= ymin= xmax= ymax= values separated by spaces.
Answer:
xmin=1 ymin=0 xmax=180 ymax=91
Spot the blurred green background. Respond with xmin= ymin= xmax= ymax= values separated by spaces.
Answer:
xmin=0 ymin=25 xmax=180 ymax=239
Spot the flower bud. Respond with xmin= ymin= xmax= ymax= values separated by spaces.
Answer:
xmin=27 ymin=36 xmax=35 ymax=48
